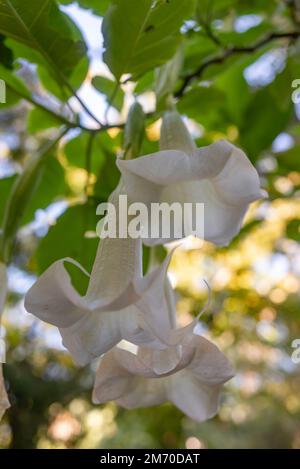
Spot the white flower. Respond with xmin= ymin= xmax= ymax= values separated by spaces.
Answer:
xmin=93 ymin=333 xmax=234 ymax=422
xmin=24 ymin=187 xmax=193 ymax=367
xmin=0 ymin=365 xmax=9 ymax=421
xmin=117 ymin=110 xmax=265 ymax=246
xmin=0 ymin=262 xmax=9 ymax=421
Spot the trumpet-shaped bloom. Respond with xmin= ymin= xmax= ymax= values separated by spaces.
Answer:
xmin=0 ymin=263 xmax=9 ymax=421
xmin=24 ymin=187 xmax=193 ymax=367
xmin=0 ymin=365 xmax=9 ymax=421
xmin=24 ymin=237 xmax=171 ymax=365
xmin=93 ymin=333 xmax=234 ymax=422
xmin=117 ymin=110 xmax=265 ymax=246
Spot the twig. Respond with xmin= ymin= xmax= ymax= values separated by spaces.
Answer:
xmin=5 ymin=82 xmax=125 ymax=133
xmin=68 ymin=83 xmax=104 ymax=127
xmin=175 ymin=31 xmax=300 ymax=98
xmin=197 ymin=0 xmax=222 ymax=47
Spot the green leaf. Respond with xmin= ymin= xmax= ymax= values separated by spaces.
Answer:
xmin=215 ymin=55 xmax=254 ymax=125
xmin=155 ymin=46 xmax=183 ymax=110
xmin=0 ymin=176 xmax=16 ymax=224
xmin=63 ymin=132 xmax=110 ymax=174
xmin=218 ymin=22 xmax=271 ymax=48
xmin=0 ymin=133 xmax=64 ymax=262
xmin=134 ymin=70 xmax=154 ymax=94
xmin=35 ymin=203 xmax=99 ymax=295
xmin=92 ymin=76 xmax=124 ymax=111
xmin=0 ymin=34 xmax=13 ymax=68
xmin=123 ymin=102 xmax=145 ymax=158
xmin=102 ymin=0 xmax=195 ymax=81
xmin=0 ymin=58 xmax=35 ymax=107
xmin=37 ymin=54 xmax=89 ymax=100
xmin=178 ymin=85 xmax=227 ymax=129
xmin=59 ymin=0 xmax=111 ymax=17
xmin=239 ymin=88 xmax=293 ymax=161
xmin=0 ymin=0 xmax=87 ymax=89
xmin=27 ymin=108 xmax=62 ymax=133
xmin=93 ymin=150 xmax=120 ymax=201
xmin=0 ymin=63 xmax=32 ymax=99
xmin=239 ymin=66 xmax=294 ymax=161
xmin=275 ymin=146 xmax=300 ymax=173
xmin=22 ymin=157 xmax=67 ymax=224
xmin=183 ymin=35 xmax=218 ymax=76
xmin=286 ymin=219 xmax=300 ymax=242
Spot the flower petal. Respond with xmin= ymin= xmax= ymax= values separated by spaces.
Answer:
xmin=87 ymin=236 xmax=143 ymax=303
xmin=93 ymin=349 xmax=166 ymax=408
xmin=117 ymin=149 xmax=190 ymax=203
xmin=167 ymin=371 xmax=223 ymax=422
xmin=117 ymin=118 xmax=264 ymax=246
xmin=24 ymin=256 xmax=152 ymax=365
xmin=60 ymin=303 xmax=159 ymax=366
xmin=160 ymin=110 xmax=197 ymax=154
xmin=137 ymin=346 xmax=183 ymax=375
xmin=87 ymin=182 xmax=143 ymax=302
xmin=166 ymin=335 xmax=231 ymax=423
xmin=92 ymin=351 xmax=132 ymax=404
xmin=117 ymin=378 xmax=166 ymax=409
xmin=92 ymin=333 xmax=233 ymax=421
xmin=134 ymin=251 xmax=177 ymax=343
xmin=187 ymin=334 xmax=234 ymax=385
xmin=134 ymin=252 xmax=211 ymax=349
xmin=24 ymin=258 xmax=90 ymax=328
xmin=205 ymin=142 xmax=265 ymax=206
xmin=60 ymin=309 xmax=123 ymax=365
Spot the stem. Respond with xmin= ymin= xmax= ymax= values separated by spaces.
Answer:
xmin=6 ymin=83 xmax=77 ymax=128
xmin=68 ymin=83 xmax=104 ymax=127
xmin=175 ymin=31 xmax=300 ymax=97
xmin=6 ymin=83 xmax=126 ymax=133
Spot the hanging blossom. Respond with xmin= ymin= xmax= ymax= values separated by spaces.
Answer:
xmin=24 ymin=184 xmax=196 ymax=368
xmin=91 ymin=218 xmax=233 ymax=420
xmin=93 ymin=331 xmax=234 ymax=422
xmin=117 ymin=109 xmax=265 ymax=246
xmin=93 ymin=337 xmax=233 ymax=422
xmin=0 ymin=262 xmax=9 ymax=421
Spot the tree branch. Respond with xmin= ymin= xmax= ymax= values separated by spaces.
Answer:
xmin=175 ymin=31 xmax=300 ymax=98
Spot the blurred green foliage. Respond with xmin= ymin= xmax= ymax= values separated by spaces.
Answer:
xmin=0 ymin=0 xmax=300 ymax=449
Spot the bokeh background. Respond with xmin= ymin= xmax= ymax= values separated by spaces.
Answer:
xmin=0 ymin=0 xmax=300 ymax=449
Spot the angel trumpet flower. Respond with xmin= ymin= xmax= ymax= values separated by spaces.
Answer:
xmin=0 ymin=366 xmax=9 ymax=421
xmin=92 ymin=251 xmax=234 ymax=421
xmin=117 ymin=110 xmax=265 ymax=246
xmin=93 ymin=332 xmax=234 ymax=422
xmin=24 ymin=185 xmax=190 ymax=367
xmin=0 ymin=262 xmax=9 ymax=421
